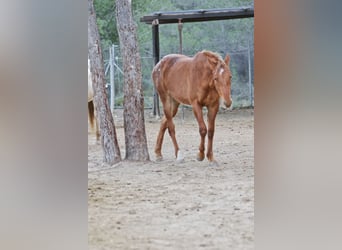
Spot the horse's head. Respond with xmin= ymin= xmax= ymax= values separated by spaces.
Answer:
xmin=212 ymin=54 xmax=233 ymax=109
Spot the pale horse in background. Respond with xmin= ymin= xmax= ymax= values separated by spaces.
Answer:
xmin=88 ymin=59 xmax=100 ymax=141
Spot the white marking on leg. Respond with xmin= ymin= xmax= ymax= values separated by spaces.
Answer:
xmin=176 ymin=150 xmax=185 ymax=163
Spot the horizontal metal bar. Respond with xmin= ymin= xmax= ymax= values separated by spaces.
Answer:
xmin=140 ymin=7 xmax=254 ymax=24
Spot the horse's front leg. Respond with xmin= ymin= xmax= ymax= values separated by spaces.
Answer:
xmin=207 ymin=104 xmax=219 ymax=166
xmin=192 ymin=104 xmax=207 ymax=161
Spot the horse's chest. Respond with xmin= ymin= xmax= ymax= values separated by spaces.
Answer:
xmin=201 ymin=90 xmax=219 ymax=106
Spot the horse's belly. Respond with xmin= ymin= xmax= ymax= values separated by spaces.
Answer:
xmin=167 ymin=82 xmax=191 ymax=105
xmin=173 ymin=95 xmax=191 ymax=105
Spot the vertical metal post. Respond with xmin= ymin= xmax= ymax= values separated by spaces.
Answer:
xmin=247 ymin=36 xmax=253 ymax=107
xmin=152 ymin=19 xmax=160 ymax=118
xmin=178 ymin=18 xmax=183 ymax=54
xmin=178 ymin=19 xmax=185 ymax=122
xmin=110 ymin=45 xmax=115 ymax=112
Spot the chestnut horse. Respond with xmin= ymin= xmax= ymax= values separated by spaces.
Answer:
xmin=88 ymin=59 xmax=100 ymax=141
xmin=152 ymin=50 xmax=232 ymax=166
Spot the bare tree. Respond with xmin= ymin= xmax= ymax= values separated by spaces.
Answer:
xmin=88 ymin=0 xmax=121 ymax=165
xmin=115 ymin=0 xmax=150 ymax=161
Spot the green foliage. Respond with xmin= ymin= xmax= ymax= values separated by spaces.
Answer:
xmin=94 ymin=0 xmax=118 ymax=48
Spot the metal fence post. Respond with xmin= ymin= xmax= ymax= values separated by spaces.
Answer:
xmin=247 ymin=36 xmax=253 ymax=107
xmin=152 ymin=19 xmax=160 ymax=118
xmin=110 ymin=45 xmax=115 ymax=112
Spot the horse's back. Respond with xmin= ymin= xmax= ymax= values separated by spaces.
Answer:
xmin=153 ymin=54 xmax=196 ymax=105
xmin=152 ymin=54 xmax=191 ymax=87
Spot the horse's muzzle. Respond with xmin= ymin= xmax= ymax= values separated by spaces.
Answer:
xmin=224 ymin=99 xmax=233 ymax=109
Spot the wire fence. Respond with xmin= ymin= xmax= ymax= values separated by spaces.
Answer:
xmin=102 ymin=43 xmax=254 ymax=110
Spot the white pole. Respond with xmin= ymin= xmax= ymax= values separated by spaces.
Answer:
xmin=110 ymin=45 xmax=115 ymax=111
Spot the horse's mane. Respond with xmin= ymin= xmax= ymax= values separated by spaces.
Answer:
xmin=200 ymin=50 xmax=225 ymax=65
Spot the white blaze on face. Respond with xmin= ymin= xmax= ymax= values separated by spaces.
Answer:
xmin=219 ymin=97 xmax=226 ymax=109
xmin=219 ymin=67 xmax=224 ymax=75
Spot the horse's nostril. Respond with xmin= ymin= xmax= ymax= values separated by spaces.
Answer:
xmin=224 ymin=100 xmax=232 ymax=108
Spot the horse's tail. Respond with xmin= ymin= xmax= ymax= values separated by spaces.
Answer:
xmin=88 ymin=100 xmax=95 ymax=129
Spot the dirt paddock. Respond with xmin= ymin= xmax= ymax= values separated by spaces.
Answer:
xmin=88 ymin=108 xmax=254 ymax=249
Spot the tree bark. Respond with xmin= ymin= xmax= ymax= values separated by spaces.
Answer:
xmin=88 ymin=0 xmax=121 ymax=165
xmin=115 ymin=0 xmax=150 ymax=161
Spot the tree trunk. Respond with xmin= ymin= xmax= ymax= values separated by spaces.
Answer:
xmin=115 ymin=0 xmax=150 ymax=161
xmin=88 ymin=0 xmax=121 ymax=165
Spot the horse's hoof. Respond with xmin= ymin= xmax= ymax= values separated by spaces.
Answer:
xmin=197 ymin=156 xmax=204 ymax=161
xmin=176 ymin=158 xmax=185 ymax=164
xmin=196 ymin=152 xmax=204 ymax=161
xmin=197 ymin=153 xmax=205 ymax=161
xmin=155 ymin=155 xmax=163 ymax=162
xmin=209 ymin=160 xmax=219 ymax=167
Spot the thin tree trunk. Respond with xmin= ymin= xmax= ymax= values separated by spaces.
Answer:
xmin=88 ymin=0 xmax=121 ymax=165
xmin=115 ymin=0 xmax=150 ymax=161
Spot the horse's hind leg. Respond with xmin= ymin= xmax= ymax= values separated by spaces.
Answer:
xmin=165 ymin=115 xmax=183 ymax=162
xmin=88 ymin=100 xmax=100 ymax=142
xmin=155 ymin=116 xmax=168 ymax=161
xmin=155 ymin=98 xmax=181 ymax=161
xmin=167 ymin=100 xmax=183 ymax=161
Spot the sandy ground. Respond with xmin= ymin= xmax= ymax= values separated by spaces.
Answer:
xmin=88 ymin=108 xmax=254 ymax=249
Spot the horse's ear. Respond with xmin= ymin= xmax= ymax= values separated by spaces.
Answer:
xmin=224 ymin=54 xmax=230 ymax=65
xmin=207 ymin=56 xmax=218 ymax=69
